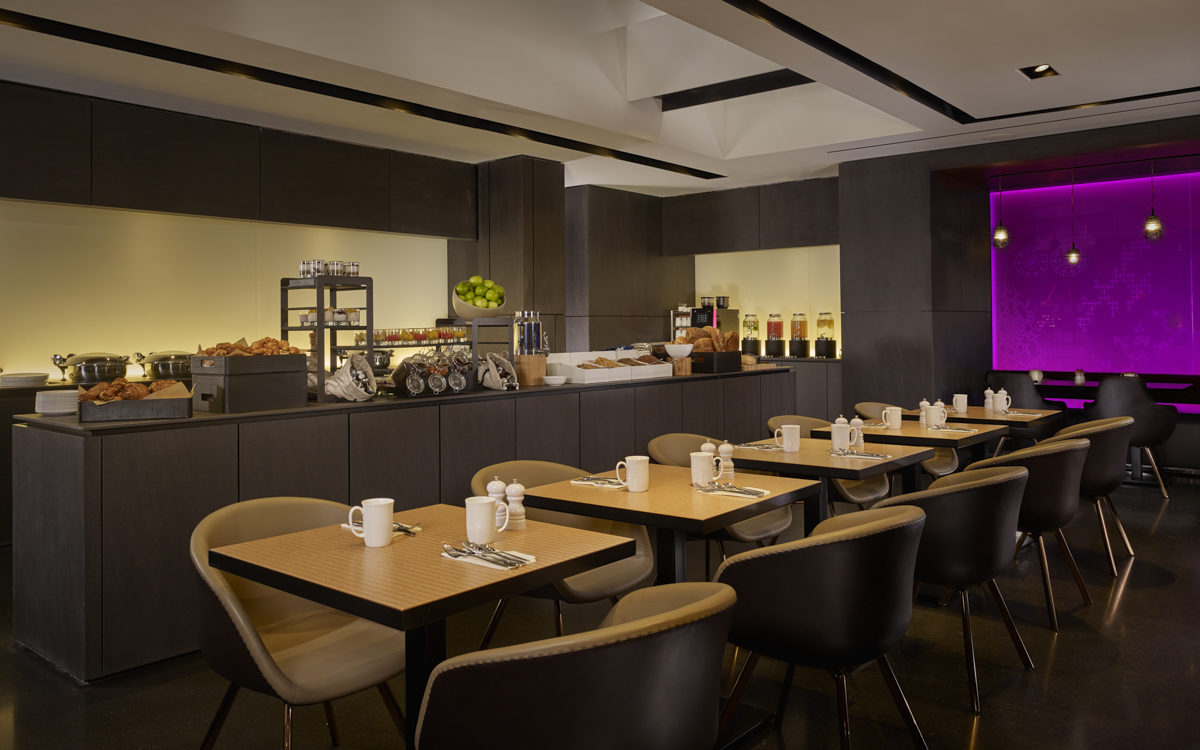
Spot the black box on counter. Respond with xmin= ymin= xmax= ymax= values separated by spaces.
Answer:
xmin=191 ymin=355 xmax=307 ymax=413
xmin=79 ymin=397 xmax=192 ymax=422
xmin=689 ymin=351 xmax=742 ymax=373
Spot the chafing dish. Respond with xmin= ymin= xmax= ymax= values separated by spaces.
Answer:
xmin=51 ymin=353 xmax=130 ymax=383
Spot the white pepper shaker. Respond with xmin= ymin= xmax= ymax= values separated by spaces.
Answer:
xmin=505 ymin=479 xmax=527 ymax=531
xmin=918 ymin=398 xmax=930 ymax=425
xmin=718 ymin=441 xmax=735 ymax=482
xmin=849 ymin=416 xmax=865 ymax=449
xmin=700 ymin=438 xmax=717 ymax=455
xmin=487 ymin=475 xmax=507 ymax=527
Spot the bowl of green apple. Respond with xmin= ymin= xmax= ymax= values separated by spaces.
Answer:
xmin=452 ymin=275 xmax=508 ymax=320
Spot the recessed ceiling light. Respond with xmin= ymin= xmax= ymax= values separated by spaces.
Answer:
xmin=1019 ymin=64 xmax=1060 ymax=80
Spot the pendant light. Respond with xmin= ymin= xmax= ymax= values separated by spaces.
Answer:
xmin=992 ymin=177 xmax=1010 ymax=248
xmin=1065 ymin=172 xmax=1081 ymax=265
xmin=1144 ymin=160 xmax=1163 ymax=240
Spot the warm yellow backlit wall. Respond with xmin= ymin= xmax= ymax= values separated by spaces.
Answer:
xmin=694 ymin=245 xmax=841 ymax=356
xmin=0 ymin=199 xmax=447 ymax=375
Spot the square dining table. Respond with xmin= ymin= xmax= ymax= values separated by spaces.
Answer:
xmin=207 ymin=503 xmax=635 ymax=729
xmin=811 ymin=419 xmax=1009 ymax=467
xmin=901 ymin=404 xmax=1064 ymax=429
xmin=523 ymin=464 xmax=820 ymax=584
xmin=732 ymin=438 xmax=935 ymax=532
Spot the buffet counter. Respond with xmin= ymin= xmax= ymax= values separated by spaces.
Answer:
xmin=10 ymin=367 xmax=794 ymax=682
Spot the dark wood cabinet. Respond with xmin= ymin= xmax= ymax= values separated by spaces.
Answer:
xmin=634 ymin=383 xmax=683 ymax=454
xmin=758 ymin=178 xmax=839 ymax=249
xmin=662 ymin=187 xmax=759 ymax=256
xmin=759 ymin=371 xmax=796 ymax=434
xmin=0 ymin=81 xmax=90 ymax=204
xmin=515 ymin=392 xmax=580 ymax=467
xmin=349 ymin=407 xmax=440 ymax=509
xmin=439 ymin=399 xmax=516 ymax=502
xmin=261 ymin=129 xmax=390 ymax=231
xmin=91 ymin=100 xmax=259 ymax=218
xmin=681 ymin=379 xmax=724 ymax=439
xmin=723 ymin=377 xmax=763 ymax=444
xmin=239 ymin=415 xmax=349 ymax=502
xmin=579 ymin=389 xmax=635 ymax=472
xmin=390 ymin=151 xmax=477 ymax=239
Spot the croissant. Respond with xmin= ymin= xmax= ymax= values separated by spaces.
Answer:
xmin=149 ymin=379 xmax=179 ymax=393
xmin=122 ymin=383 xmax=151 ymax=400
xmin=79 ymin=382 xmax=109 ymax=401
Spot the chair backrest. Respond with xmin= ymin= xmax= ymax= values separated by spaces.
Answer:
xmin=415 ymin=582 xmax=737 ymax=750
xmin=854 ymin=401 xmax=895 ymax=420
xmin=1090 ymin=377 xmax=1177 ymax=446
xmin=189 ymin=496 xmax=351 ymax=699
xmin=714 ymin=506 xmax=925 ymax=669
xmin=766 ymin=414 xmax=831 ymax=437
xmin=1044 ymin=417 xmax=1134 ymax=498
xmin=964 ymin=439 xmax=1089 ymax=533
xmin=646 ymin=433 xmax=711 ymax=467
xmin=987 ymin=372 xmax=1054 ymax=410
xmin=876 ymin=467 xmax=1028 ymax=587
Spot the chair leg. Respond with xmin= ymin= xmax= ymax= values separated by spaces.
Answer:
xmin=718 ymin=651 xmax=760 ymax=736
xmin=774 ymin=662 xmax=796 ymax=727
xmin=376 ymin=682 xmax=408 ymax=737
xmin=553 ymin=599 xmax=565 ymax=637
xmin=478 ymin=598 xmax=509 ymax=649
xmin=1012 ymin=531 xmax=1029 ymax=563
xmin=986 ymin=579 xmax=1034 ymax=670
xmin=1093 ymin=499 xmax=1119 ymax=577
xmin=959 ymin=589 xmax=981 ymax=714
xmin=200 ymin=683 xmax=239 ymax=750
xmin=877 ymin=654 xmax=928 ymax=750
xmin=1054 ymin=529 xmax=1092 ymax=605
xmin=705 ymin=540 xmax=712 ymax=580
xmin=717 ymin=538 xmax=728 ymax=561
xmin=1103 ymin=495 xmax=1135 ymax=557
xmin=282 ymin=703 xmax=293 ymax=750
xmin=323 ymin=701 xmax=339 ymax=747
xmin=1033 ymin=535 xmax=1058 ymax=632
xmin=992 ymin=436 xmax=1007 ymax=458
xmin=1145 ymin=447 xmax=1169 ymax=500
xmin=834 ymin=671 xmax=852 ymax=750
xmin=937 ymin=585 xmax=955 ymax=607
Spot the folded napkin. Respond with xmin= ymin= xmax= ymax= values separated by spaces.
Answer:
xmin=699 ymin=486 xmax=770 ymax=498
xmin=441 ymin=550 xmax=537 ymax=570
xmin=570 ymin=479 xmax=626 ymax=489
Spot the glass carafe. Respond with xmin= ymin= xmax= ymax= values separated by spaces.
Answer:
xmin=791 ymin=312 xmax=807 ymax=339
xmin=767 ymin=313 xmax=783 ymax=340
xmin=742 ymin=313 xmax=760 ymax=339
xmin=817 ymin=312 xmax=835 ymax=338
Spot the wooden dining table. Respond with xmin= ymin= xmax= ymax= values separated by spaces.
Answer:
xmin=811 ymin=420 xmax=1008 ymax=449
xmin=732 ymin=438 xmax=935 ymax=532
xmin=523 ymin=464 xmax=820 ymax=584
xmin=901 ymin=404 xmax=1064 ymax=428
xmin=207 ymin=503 xmax=635 ymax=729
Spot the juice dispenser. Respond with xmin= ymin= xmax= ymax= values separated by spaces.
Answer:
xmin=764 ymin=313 xmax=785 ymax=357
xmin=814 ymin=311 xmax=837 ymax=358
xmin=789 ymin=312 xmax=809 ymax=358
xmin=741 ymin=313 xmax=760 ymax=356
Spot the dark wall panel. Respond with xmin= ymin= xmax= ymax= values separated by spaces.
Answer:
xmin=390 ymin=151 xmax=477 ymax=239
xmin=759 ymin=371 xmax=796 ymax=435
xmin=349 ymin=407 xmax=440 ymax=509
xmin=0 ymin=82 xmax=90 ymax=204
xmin=930 ymin=170 xmax=990 ymax=313
xmin=634 ymin=382 xmax=683 ymax=454
xmin=723 ymin=376 xmax=763 ymax=444
xmin=841 ymin=310 xmax=934 ymax=409
xmin=681 ymin=379 xmax=724 ymax=439
xmin=532 ymin=158 xmax=566 ymax=315
xmin=515 ymin=392 xmax=580 ymax=467
xmin=662 ymin=186 xmax=759 ymax=256
xmin=440 ymin=399 xmax=515 ymax=502
xmin=759 ymin=178 xmax=839 ymax=249
xmin=92 ymin=100 xmax=259 ymax=219
xmin=239 ymin=415 xmax=349 ymax=502
xmin=932 ymin=310 xmax=992 ymax=401
xmin=579 ymin=389 xmax=635 ymax=472
xmin=261 ymin=129 xmax=389 ymax=230
xmin=487 ymin=157 xmax=535 ymax=310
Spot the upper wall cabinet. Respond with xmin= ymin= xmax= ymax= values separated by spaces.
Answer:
xmin=390 ymin=151 xmax=477 ymax=240
xmin=0 ymin=82 xmax=90 ymax=205
xmin=758 ymin=178 xmax=838 ymax=249
xmin=662 ymin=186 xmax=759 ymax=256
xmin=92 ymin=101 xmax=260 ymax=219
xmin=260 ymin=129 xmax=391 ymax=231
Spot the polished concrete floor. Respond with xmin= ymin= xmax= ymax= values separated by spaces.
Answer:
xmin=2 ymin=476 xmax=1198 ymax=749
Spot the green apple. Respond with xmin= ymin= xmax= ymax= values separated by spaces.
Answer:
xmin=454 ymin=281 xmax=471 ymax=296
xmin=483 ymin=279 xmax=495 ymax=289
xmin=474 ymin=285 xmax=486 ymax=297
xmin=473 ymin=297 xmax=489 ymax=308
xmin=487 ymin=300 xmax=499 ymax=308
xmin=492 ymin=285 xmax=505 ymax=297
xmin=468 ymin=274 xmax=483 ymax=285
xmin=484 ymin=289 xmax=499 ymax=302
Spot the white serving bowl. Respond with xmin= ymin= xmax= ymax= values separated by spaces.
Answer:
xmin=452 ymin=293 xmax=508 ymax=321
xmin=543 ymin=375 xmax=567 ymax=387
xmin=664 ymin=343 xmax=693 ymax=359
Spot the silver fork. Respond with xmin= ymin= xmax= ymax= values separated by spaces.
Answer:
xmin=463 ymin=541 xmax=528 ymax=566
xmin=442 ymin=542 xmax=521 ymax=568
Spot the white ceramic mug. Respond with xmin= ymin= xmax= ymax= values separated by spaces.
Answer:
xmin=881 ymin=406 xmax=902 ymax=429
xmin=615 ymin=455 xmax=650 ymax=493
xmin=348 ymin=497 xmax=394 ymax=548
xmin=830 ymin=423 xmax=851 ymax=452
xmin=923 ymin=403 xmax=948 ymax=428
xmin=690 ymin=451 xmax=728 ymax=487
xmin=995 ymin=389 xmax=1012 ymax=412
xmin=953 ymin=393 xmax=968 ymax=413
xmin=465 ymin=496 xmax=509 ymax=544
xmin=773 ymin=424 xmax=802 ymax=453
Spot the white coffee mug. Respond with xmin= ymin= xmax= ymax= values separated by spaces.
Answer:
xmin=995 ymin=388 xmax=1012 ymax=412
xmin=773 ymin=424 xmax=802 ymax=453
xmin=923 ymin=403 xmax=948 ymax=428
xmin=953 ymin=393 xmax=968 ymax=413
xmin=881 ymin=406 xmax=902 ymax=429
xmin=348 ymin=497 xmax=394 ymax=548
xmin=830 ymin=423 xmax=851 ymax=452
xmin=690 ymin=451 xmax=727 ymax=487
xmin=465 ymin=496 xmax=509 ymax=544
xmin=616 ymin=455 xmax=650 ymax=493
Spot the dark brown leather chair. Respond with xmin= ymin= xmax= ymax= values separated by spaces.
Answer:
xmin=471 ymin=461 xmax=655 ymax=647
xmin=987 ymin=372 xmax=1063 ymax=453
xmin=767 ymin=415 xmax=892 ymax=512
xmin=1088 ymin=376 xmax=1177 ymax=499
xmin=1043 ymin=417 xmax=1136 ymax=576
xmin=876 ymin=467 xmax=1033 ymax=713
xmin=715 ymin=506 xmax=929 ymax=750
xmin=415 ymin=582 xmax=736 ymax=750
xmin=966 ymin=439 xmax=1092 ymax=631
xmin=189 ymin=496 xmax=408 ymax=749
xmin=854 ymin=401 xmax=959 ymax=480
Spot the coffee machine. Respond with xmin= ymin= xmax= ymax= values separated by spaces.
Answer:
xmin=689 ymin=298 xmax=739 ymax=339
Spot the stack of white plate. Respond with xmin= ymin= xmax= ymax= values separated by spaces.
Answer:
xmin=0 ymin=372 xmax=50 ymax=387
xmin=35 ymin=390 xmax=80 ymax=416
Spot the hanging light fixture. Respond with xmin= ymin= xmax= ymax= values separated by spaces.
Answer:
xmin=1065 ymin=172 xmax=1081 ymax=264
xmin=1144 ymin=160 xmax=1163 ymax=240
xmin=992 ymin=177 xmax=1010 ymax=248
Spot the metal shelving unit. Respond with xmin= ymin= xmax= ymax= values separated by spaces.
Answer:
xmin=280 ymin=275 xmax=374 ymax=402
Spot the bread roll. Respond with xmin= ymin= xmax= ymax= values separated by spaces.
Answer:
xmin=724 ymin=331 xmax=739 ymax=351
xmin=693 ymin=337 xmax=714 ymax=352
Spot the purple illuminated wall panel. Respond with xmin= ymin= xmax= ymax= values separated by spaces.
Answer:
xmin=992 ymin=172 xmax=1200 ymax=374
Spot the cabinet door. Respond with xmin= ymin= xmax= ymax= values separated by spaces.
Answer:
xmin=240 ymin=415 xmax=349 ymax=502
xmin=681 ymin=379 xmax=724 ymax=440
xmin=390 ymin=151 xmax=477 ymax=239
xmin=0 ymin=81 xmax=90 ymax=204
xmin=101 ymin=425 xmax=238 ymax=675
xmin=261 ymin=129 xmax=390 ymax=231
xmin=759 ymin=372 xmax=797 ymax=431
xmin=662 ymin=187 xmax=759 ymax=256
xmin=515 ymin=392 xmax=580 ymax=468
xmin=349 ymin=407 xmax=440 ymax=509
xmin=723 ymin=377 xmax=763 ymax=444
xmin=579 ymin=389 xmax=635 ymax=473
xmin=440 ymin=399 xmax=516 ymax=502
xmin=634 ymin=382 xmax=683 ymax=454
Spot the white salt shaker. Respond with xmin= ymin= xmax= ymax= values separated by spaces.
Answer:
xmin=700 ymin=438 xmax=717 ymax=455
xmin=718 ymin=441 xmax=735 ymax=482
xmin=983 ymin=388 xmax=994 ymax=411
xmin=849 ymin=416 xmax=865 ymax=449
xmin=835 ymin=414 xmax=849 ymax=425
xmin=505 ymin=479 xmax=527 ymax=531
xmin=487 ymin=475 xmax=507 ymax=527
xmin=918 ymin=398 xmax=930 ymax=425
